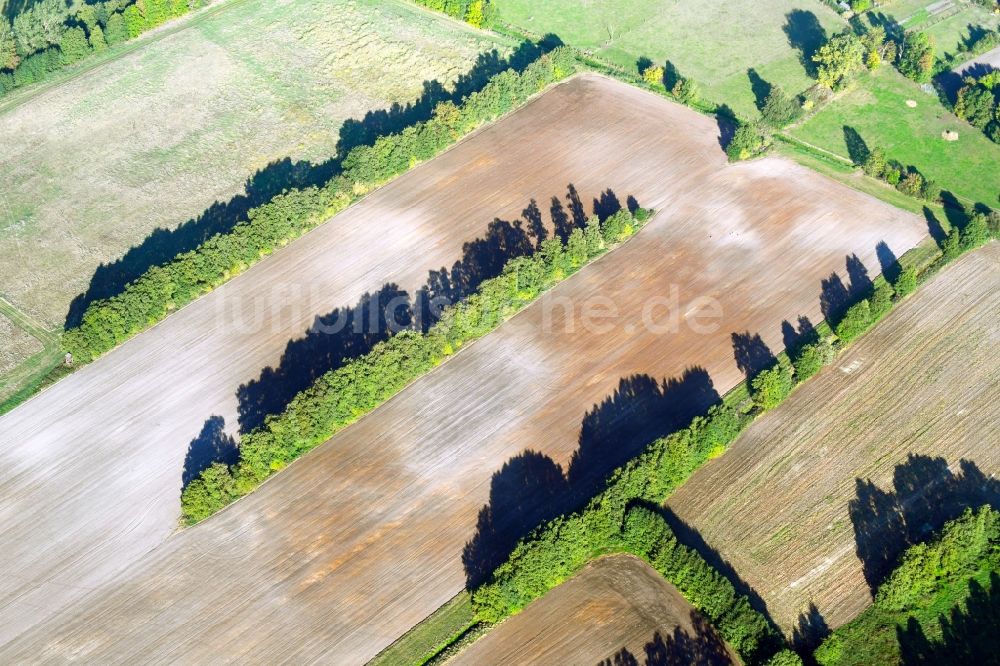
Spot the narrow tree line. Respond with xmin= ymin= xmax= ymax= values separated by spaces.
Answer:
xmin=180 ymin=206 xmax=651 ymax=524
xmin=63 ymin=46 xmax=577 ymax=363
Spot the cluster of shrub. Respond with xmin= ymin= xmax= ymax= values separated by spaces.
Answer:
xmin=180 ymin=206 xmax=650 ymax=524
xmin=0 ymin=0 xmax=206 ymax=97
xmin=63 ymin=46 xmax=577 ymax=363
xmin=954 ymin=69 xmax=1000 ymax=143
xmin=410 ymin=0 xmax=493 ymax=28
xmin=813 ymin=26 xmax=934 ymax=90
xmin=857 ymin=145 xmax=941 ymax=202
xmin=468 ymin=201 xmax=1000 ymax=663
xmin=814 ymin=506 xmax=1000 ymax=665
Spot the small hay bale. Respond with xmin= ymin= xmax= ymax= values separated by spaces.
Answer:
xmin=942 ymin=130 xmax=959 ymax=141
xmin=905 ymin=99 xmax=917 ymax=108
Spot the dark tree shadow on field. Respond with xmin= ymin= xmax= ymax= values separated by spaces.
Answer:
xmin=896 ymin=573 xmax=1000 ymax=665
xmin=820 ymin=252 xmax=878 ymax=324
xmin=425 ymin=217 xmax=534 ymax=308
xmin=462 ymin=450 xmax=570 ymax=589
xmin=182 ymin=416 xmax=238 ymax=490
xmin=664 ymin=60 xmax=683 ymax=92
xmin=922 ymin=207 xmax=948 ymax=245
xmin=842 ymin=126 xmax=870 ymax=166
xmin=715 ymin=104 xmax=737 ymax=151
xmin=64 ymin=157 xmax=338 ymax=328
xmin=875 ymin=241 xmax=901 ymax=285
xmin=235 ymin=284 xmax=411 ymax=433
xmin=567 ymin=370 xmax=721 ymax=496
xmin=599 ymin=616 xmax=735 ymax=666
xmin=636 ymin=56 xmax=654 ymax=76
xmin=780 ymin=316 xmax=820 ymax=355
xmin=593 ymin=189 xmax=623 ymax=221
xmin=784 ymin=10 xmax=827 ymax=78
xmin=659 ymin=506 xmax=775 ymax=624
xmin=334 ymin=39 xmax=557 ymax=155
xmin=235 ymin=185 xmax=633 ymax=434
xmin=731 ymin=331 xmax=776 ymax=379
xmin=939 ymin=191 xmax=970 ymax=231
xmin=463 ymin=367 xmax=720 ymax=588
xmin=747 ymin=68 xmax=773 ymax=112
xmin=849 ymin=455 xmax=1000 ymax=595
xmin=791 ymin=602 xmax=830 ymax=651
xmin=64 ymin=37 xmax=558 ymax=329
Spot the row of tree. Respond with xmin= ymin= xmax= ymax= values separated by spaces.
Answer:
xmin=410 ymin=0 xmax=493 ymax=28
xmin=859 ymin=145 xmax=941 ymax=201
xmin=63 ymin=46 xmax=578 ymax=363
xmin=467 ymin=204 xmax=1000 ymax=664
xmin=180 ymin=207 xmax=651 ymax=524
xmin=0 ymin=0 xmax=206 ymax=96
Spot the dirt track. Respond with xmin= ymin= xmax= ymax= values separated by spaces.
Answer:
xmin=0 ymin=74 xmax=926 ymax=660
xmin=453 ymin=554 xmax=737 ymax=665
xmin=667 ymin=243 xmax=1000 ymax=638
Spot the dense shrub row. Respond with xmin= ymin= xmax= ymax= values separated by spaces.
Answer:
xmin=63 ymin=46 xmax=577 ymax=363
xmin=180 ymin=206 xmax=649 ymax=524
xmin=814 ymin=506 xmax=1000 ymax=665
xmin=858 ymin=145 xmax=941 ymax=202
xmin=469 ymin=402 xmax=783 ymax=664
xmin=0 ymin=0 xmax=206 ymax=97
xmin=410 ymin=0 xmax=494 ymax=27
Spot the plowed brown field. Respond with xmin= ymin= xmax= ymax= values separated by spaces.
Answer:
xmin=453 ymin=554 xmax=737 ymax=665
xmin=0 ymin=74 xmax=926 ymax=661
xmin=667 ymin=243 xmax=1000 ymax=638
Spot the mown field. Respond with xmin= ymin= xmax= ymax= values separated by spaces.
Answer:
xmin=494 ymin=0 xmax=844 ymax=116
xmin=453 ymin=554 xmax=738 ymax=665
xmin=790 ymin=66 xmax=1000 ymax=207
xmin=0 ymin=0 xmax=505 ymax=398
xmin=0 ymin=75 xmax=927 ymax=663
xmin=666 ymin=242 xmax=1000 ymax=636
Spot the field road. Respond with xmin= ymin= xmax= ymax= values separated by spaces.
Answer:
xmin=667 ymin=243 xmax=1000 ymax=635
xmin=454 ymin=555 xmax=737 ymax=665
xmin=0 ymin=75 xmax=927 ymax=661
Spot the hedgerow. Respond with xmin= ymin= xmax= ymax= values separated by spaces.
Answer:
xmin=814 ymin=506 xmax=1000 ymax=666
xmin=180 ymin=206 xmax=649 ymax=524
xmin=63 ymin=46 xmax=577 ymax=363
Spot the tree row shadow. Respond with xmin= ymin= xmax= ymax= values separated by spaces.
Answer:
xmin=182 ymin=184 xmax=636 ymax=487
xmin=65 ymin=37 xmax=559 ymax=329
xmin=598 ymin=615 xmax=734 ymax=666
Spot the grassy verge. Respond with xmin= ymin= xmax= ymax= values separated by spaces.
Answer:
xmin=0 ymin=297 xmax=64 ymax=416
xmin=368 ymin=593 xmax=477 ymax=666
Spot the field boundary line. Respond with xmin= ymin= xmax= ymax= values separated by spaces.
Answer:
xmin=0 ymin=296 xmax=58 ymax=344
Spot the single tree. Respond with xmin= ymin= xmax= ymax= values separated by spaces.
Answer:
xmin=760 ymin=84 xmax=801 ymax=127
xmin=813 ymin=33 xmax=865 ymax=89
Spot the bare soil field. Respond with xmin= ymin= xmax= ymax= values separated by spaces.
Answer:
xmin=666 ymin=243 xmax=1000 ymax=639
xmin=0 ymin=74 xmax=926 ymax=661
xmin=0 ymin=0 xmax=503 ymax=372
xmin=453 ymin=554 xmax=737 ymax=665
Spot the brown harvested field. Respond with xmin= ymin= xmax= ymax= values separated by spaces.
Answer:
xmin=453 ymin=554 xmax=738 ymax=665
xmin=666 ymin=242 xmax=1000 ymax=638
xmin=0 ymin=74 xmax=926 ymax=661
